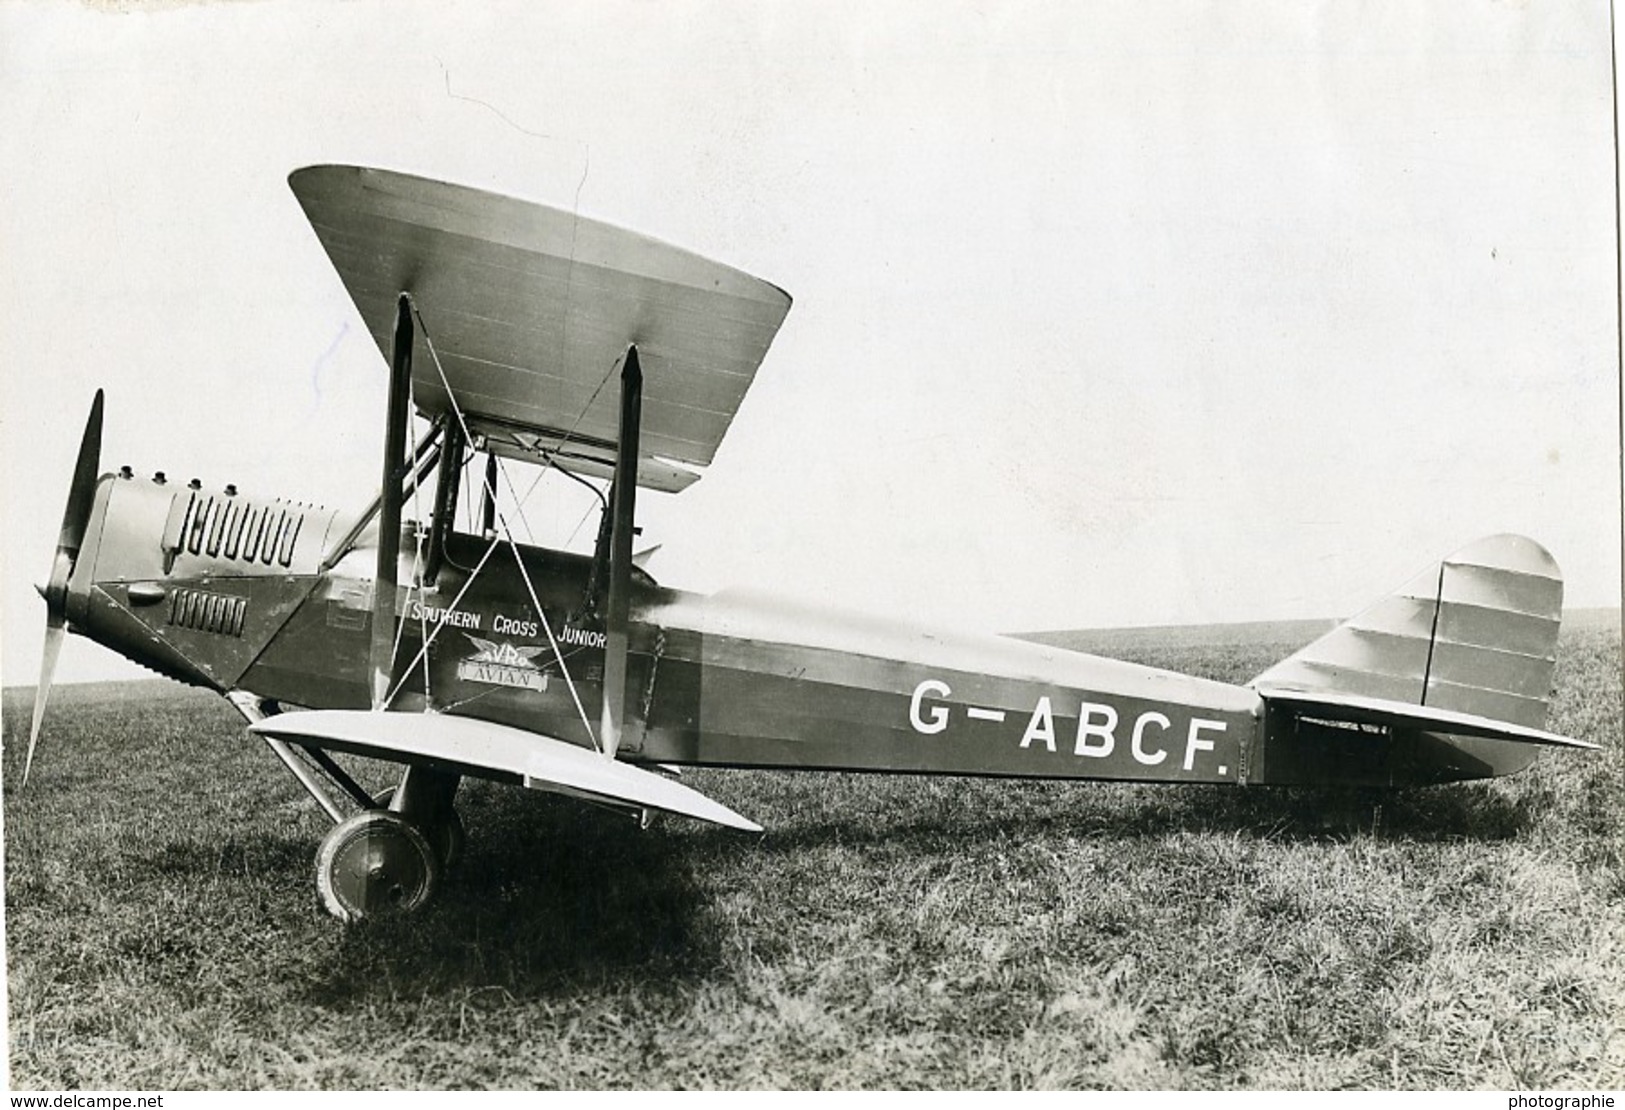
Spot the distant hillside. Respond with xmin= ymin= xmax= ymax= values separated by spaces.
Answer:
xmin=1013 ymin=618 xmax=1338 ymax=655
xmin=3 ymin=610 xmax=1615 ymax=702
xmin=1016 ymin=608 xmax=1620 ymax=655
xmin=1564 ymin=607 xmax=1623 ymax=631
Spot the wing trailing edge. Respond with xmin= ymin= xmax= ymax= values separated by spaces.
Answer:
xmin=248 ymin=710 xmax=761 ymax=832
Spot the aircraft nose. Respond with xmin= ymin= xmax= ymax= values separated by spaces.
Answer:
xmin=26 ymin=389 xmax=105 ymax=785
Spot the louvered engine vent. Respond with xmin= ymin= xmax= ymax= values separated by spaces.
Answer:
xmin=168 ymin=587 xmax=248 ymax=638
xmin=166 ymin=493 xmax=315 ymax=569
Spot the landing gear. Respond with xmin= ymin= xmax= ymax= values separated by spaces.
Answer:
xmin=316 ymin=810 xmax=440 ymax=922
xmin=373 ymin=772 xmax=465 ymax=870
xmin=308 ymin=769 xmax=465 ymax=922
xmin=314 ymin=801 xmax=465 ymax=923
xmin=232 ymin=693 xmax=469 ymax=922
xmin=427 ymin=807 xmax=466 ymax=871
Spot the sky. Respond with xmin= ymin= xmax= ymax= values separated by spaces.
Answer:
xmin=1 ymin=0 xmax=1619 ymax=687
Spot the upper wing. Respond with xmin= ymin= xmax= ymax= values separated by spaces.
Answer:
xmin=289 ymin=164 xmax=793 ymax=493
xmin=248 ymin=709 xmax=762 ymax=832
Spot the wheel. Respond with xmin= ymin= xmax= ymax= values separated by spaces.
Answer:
xmin=428 ymin=807 xmax=466 ymax=871
xmin=371 ymin=786 xmax=462 ymax=870
xmin=315 ymin=810 xmax=440 ymax=922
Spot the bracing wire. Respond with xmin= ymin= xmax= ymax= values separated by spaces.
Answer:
xmin=408 ymin=301 xmax=609 ymax=751
xmin=385 ymin=534 xmax=502 ymax=708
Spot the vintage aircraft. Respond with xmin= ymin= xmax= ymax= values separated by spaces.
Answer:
xmin=25 ymin=164 xmax=1596 ymax=921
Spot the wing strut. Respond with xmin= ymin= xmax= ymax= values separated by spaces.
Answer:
xmin=318 ymin=419 xmax=443 ymax=573
xmin=600 ymin=346 xmax=642 ymax=760
xmin=424 ymin=415 xmax=463 ymax=585
xmin=479 ymin=454 xmax=498 ymax=537
xmin=371 ymin=293 xmax=414 ymax=709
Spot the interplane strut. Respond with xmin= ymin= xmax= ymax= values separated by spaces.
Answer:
xmin=600 ymin=346 xmax=643 ymax=760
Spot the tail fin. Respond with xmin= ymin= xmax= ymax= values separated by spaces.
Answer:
xmin=1248 ymin=535 xmax=1592 ymax=783
xmin=1253 ymin=534 xmax=1563 ymax=726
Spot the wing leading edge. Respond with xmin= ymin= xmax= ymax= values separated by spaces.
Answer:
xmin=248 ymin=710 xmax=762 ymax=832
xmin=289 ymin=164 xmax=793 ymax=493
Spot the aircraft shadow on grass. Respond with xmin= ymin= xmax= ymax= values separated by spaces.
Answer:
xmin=265 ymin=780 xmax=1543 ymax=1002
xmin=315 ymin=795 xmax=718 ymax=996
xmin=734 ymin=778 xmax=1542 ymax=854
xmin=113 ymin=770 xmax=1543 ymax=1003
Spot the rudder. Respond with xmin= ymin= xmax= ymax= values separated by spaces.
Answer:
xmin=1251 ymin=534 xmax=1563 ymax=730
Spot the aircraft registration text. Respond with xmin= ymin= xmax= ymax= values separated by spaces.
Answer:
xmin=908 ymin=678 xmax=1239 ymax=779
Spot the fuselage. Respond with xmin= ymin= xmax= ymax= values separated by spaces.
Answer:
xmin=63 ymin=470 xmax=1530 ymax=789
xmin=67 ymin=470 xmax=1266 ymax=786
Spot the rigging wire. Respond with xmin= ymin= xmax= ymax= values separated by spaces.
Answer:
xmin=549 ymin=458 xmax=610 ymax=509
xmin=384 ymin=534 xmax=502 ymax=708
xmin=563 ymin=497 xmax=603 ymax=551
xmin=408 ymin=301 xmax=607 ymax=751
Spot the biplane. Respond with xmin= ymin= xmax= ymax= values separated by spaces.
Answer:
xmin=25 ymin=165 xmax=1597 ymax=921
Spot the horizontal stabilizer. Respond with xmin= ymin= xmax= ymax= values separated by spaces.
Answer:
xmin=1253 ymin=686 xmax=1596 ymax=750
xmin=248 ymin=710 xmax=761 ymax=832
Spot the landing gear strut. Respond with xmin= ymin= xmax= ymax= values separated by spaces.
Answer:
xmin=232 ymin=692 xmax=469 ymax=922
xmin=371 ymin=784 xmax=466 ymax=870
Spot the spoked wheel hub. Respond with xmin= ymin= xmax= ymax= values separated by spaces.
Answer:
xmin=315 ymin=810 xmax=440 ymax=922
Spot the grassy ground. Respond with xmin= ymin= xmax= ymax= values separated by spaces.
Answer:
xmin=5 ymin=626 xmax=1621 ymax=1090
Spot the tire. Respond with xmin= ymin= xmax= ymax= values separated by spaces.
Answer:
xmin=314 ymin=809 xmax=440 ymax=922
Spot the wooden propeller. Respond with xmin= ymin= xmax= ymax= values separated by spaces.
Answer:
xmin=27 ymin=389 xmax=104 ymax=784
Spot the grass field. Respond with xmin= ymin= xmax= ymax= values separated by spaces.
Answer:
xmin=5 ymin=625 xmax=1621 ymax=1090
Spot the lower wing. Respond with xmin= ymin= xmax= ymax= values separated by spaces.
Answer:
xmin=248 ymin=709 xmax=761 ymax=832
